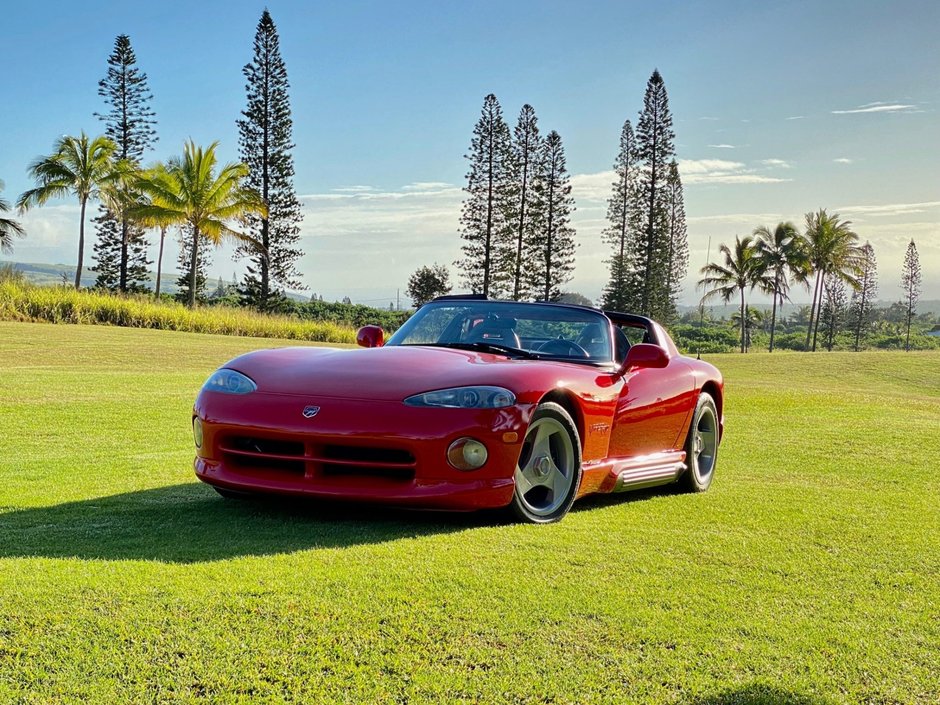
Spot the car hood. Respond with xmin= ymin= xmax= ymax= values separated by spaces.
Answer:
xmin=223 ymin=345 xmax=576 ymax=402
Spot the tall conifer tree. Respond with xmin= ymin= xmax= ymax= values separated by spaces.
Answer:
xmin=507 ymin=104 xmax=541 ymax=300
xmin=820 ymin=276 xmax=848 ymax=351
xmin=92 ymin=34 xmax=157 ymax=292
xmin=662 ymin=160 xmax=688 ymax=321
xmin=900 ymin=239 xmax=921 ymax=352
xmin=175 ymin=228 xmax=212 ymax=305
xmin=601 ymin=120 xmax=640 ymax=311
xmin=236 ymin=10 xmax=304 ymax=310
xmin=634 ymin=69 xmax=677 ymax=319
xmin=528 ymin=131 xmax=576 ymax=301
xmin=457 ymin=94 xmax=512 ymax=297
xmin=849 ymin=242 xmax=877 ymax=351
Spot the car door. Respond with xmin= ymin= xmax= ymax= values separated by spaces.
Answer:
xmin=606 ymin=330 xmax=695 ymax=458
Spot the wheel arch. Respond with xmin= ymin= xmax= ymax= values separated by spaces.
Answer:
xmin=537 ymin=389 xmax=585 ymax=450
xmin=699 ymin=380 xmax=723 ymax=438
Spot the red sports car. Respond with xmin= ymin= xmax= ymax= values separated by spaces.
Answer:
xmin=193 ymin=296 xmax=723 ymax=523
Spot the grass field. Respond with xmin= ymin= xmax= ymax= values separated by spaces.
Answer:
xmin=0 ymin=321 xmax=937 ymax=704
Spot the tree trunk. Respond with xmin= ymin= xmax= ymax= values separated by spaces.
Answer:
xmin=75 ymin=197 xmax=87 ymax=289
xmin=811 ymin=279 xmax=824 ymax=352
xmin=768 ymin=273 xmax=779 ymax=352
xmin=483 ymin=129 xmax=494 ymax=298
xmin=188 ymin=226 xmax=200 ymax=308
xmin=155 ymin=227 xmax=166 ymax=298
xmin=513 ymin=144 xmax=529 ymax=301
xmin=739 ymin=288 xmax=746 ymax=354
xmin=119 ymin=216 xmax=129 ymax=292
xmin=805 ymin=271 xmax=822 ymax=350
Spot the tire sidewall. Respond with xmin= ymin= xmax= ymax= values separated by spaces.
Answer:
xmin=511 ymin=402 xmax=583 ymax=524
xmin=684 ymin=392 xmax=718 ymax=492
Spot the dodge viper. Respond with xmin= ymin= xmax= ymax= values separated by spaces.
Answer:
xmin=193 ymin=296 xmax=723 ymax=523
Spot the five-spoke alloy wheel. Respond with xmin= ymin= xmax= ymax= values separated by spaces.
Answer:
xmin=680 ymin=392 xmax=719 ymax=492
xmin=511 ymin=402 xmax=582 ymax=523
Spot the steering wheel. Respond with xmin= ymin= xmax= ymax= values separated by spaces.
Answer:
xmin=538 ymin=339 xmax=590 ymax=358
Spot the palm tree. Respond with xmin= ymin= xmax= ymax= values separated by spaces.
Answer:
xmin=698 ymin=235 xmax=772 ymax=353
xmin=730 ymin=306 xmax=765 ymax=353
xmin=802 ymin=210 xmax=864 ymax=351
xmin=134 ymin=141 xmax=266 ymax=306
xmin=753 ymin=222 xmax=808 ymax=352
xmin=17 ymin=133 xmax=118 ymax=288
xmin=128 ymin=164 xmax=177 ymax=298
xmin=0 ymin=180 xmax=26 ymax=255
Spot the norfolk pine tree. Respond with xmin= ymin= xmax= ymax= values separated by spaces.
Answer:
xmin=900 ymin=239 xmax=921 ymax=352
xmin=663 ymin=160 xmax=688 ymax=321
xmin=92 ymin=35 xmax=157 ymax=292
xmin=176 ymin=227 xmax=212 ymax=304
xmin=635 ymin=69 xmax=677 ymax=319
xmin=528 ymin=131 xmax=576 ymax=302
xmin=820 ymin=276 xmax=848 ymax=351
xmin=849 ymin=242 xmax=878 ymax=351
xmin=457 ymin=94 xmax=512 ymax=297
xmin=601 ymin=120 xmax=640 ymax=311
xmin=236 ymin=10 xmax=305 ymax=311
xmin=507 ymin=104 xmax=542 ymax=300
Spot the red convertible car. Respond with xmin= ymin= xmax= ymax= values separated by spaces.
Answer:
xmin=193 ymin=296 xmax=723 ymax=523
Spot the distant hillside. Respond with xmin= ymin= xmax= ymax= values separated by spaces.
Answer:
xmin=1 ymin=261 xmax=307 ymax=302
xmin=679 ymin=300 xmax=940 ymax=319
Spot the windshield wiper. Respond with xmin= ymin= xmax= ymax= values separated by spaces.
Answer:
xmin=435 ymin=342 xmax=541 ymax=360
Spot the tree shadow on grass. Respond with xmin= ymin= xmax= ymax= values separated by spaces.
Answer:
xmin=0 ymin=482 xmax=498 ymax=564
xmin=685 ymin=683 xmax=829 ymax=705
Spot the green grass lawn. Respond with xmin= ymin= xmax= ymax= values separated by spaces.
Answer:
xmin=0 ymin=321 xmax=937 ymax=704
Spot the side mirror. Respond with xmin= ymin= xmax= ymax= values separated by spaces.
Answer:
xmin=620 ymin=343 xmax=668 ymax=373
xmin=356 ymin=325 xmax=385 ymax=348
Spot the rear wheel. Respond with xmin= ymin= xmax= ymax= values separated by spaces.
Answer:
xmin=679 ymin=392 xmax=719 ymax=492
xmin=511 ymin=402 xmax=582 ymax=523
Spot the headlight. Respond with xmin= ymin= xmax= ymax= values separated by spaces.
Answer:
xmin=403 ymin=386 xmax=515 ymax=409
xmin=202 ymin=369 xmax=257 ymax=395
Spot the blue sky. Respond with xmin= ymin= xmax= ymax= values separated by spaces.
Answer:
xmin=2 ymin=0 xmax=938 ymax=304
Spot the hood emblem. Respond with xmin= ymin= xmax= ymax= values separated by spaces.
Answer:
xmin=302 ymin=405 xmax=321 ymax=419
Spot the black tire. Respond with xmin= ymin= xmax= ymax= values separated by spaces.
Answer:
xmin=679 ymin=392 xmax=719 ymax=492
xmin=213 ymin=486 xmax=253 ymax=500
xmin=510 ymin=402 xmax=583 ymax=524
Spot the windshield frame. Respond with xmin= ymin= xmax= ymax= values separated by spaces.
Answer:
xmin=386 ymin=300 xmax=615 ymax=365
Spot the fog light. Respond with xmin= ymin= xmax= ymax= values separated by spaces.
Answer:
xmin=193 ymin=417 xmax=203 ymax=449
xmin=447 ymin=437 xmax=488 ymax=471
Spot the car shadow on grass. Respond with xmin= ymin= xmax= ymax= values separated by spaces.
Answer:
xmin=685 ymin=684 xmax=829 ymax=705
xmin=0 ymin=482 xmax=503 ymax=564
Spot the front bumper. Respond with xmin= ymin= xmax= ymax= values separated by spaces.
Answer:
xmin=193 ymin=391 xmax=533 ymax=511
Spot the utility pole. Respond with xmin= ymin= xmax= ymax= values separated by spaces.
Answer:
xmin=396 ymin=289 xmax=400 ymax=311
xmin=699 ymin=236 xmax=711 ymax=328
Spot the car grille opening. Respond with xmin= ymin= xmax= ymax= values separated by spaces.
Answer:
xmin=220 ymin=435 xmax=306 ymax=476
xmin=218 ymin=435 xmax=416 ymax=481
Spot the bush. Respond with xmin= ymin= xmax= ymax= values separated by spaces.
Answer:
xmin=0 ymin=281 xmax=358 ymax=343
xmin=669 ymin=324 xmax=739 ymax=354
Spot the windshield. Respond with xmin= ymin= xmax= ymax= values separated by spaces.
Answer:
xmin=386 ymin=301 xmax=614 ymax=363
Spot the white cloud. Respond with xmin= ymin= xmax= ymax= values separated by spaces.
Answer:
xmin=698 ymin=116 xmax=720 ymax=121
xmin=708 ymin=143 xmax=736 ymax=149
xmin=785 ymin=115 xmax=805 ymax=120
xmin=677 ymin=159 xmax=791 ymax=184
xmin=760 ymin=159 xmax=792 ymax=169
xmin=836 ymin=201 xmax=940 ymax=217
xmin=686 ymin=213 xmax=784 ymax=225
xmin=833 ymin=158 xmax=853 ymax=164
xmin=832 ymin=103 xmax=918 ymax=115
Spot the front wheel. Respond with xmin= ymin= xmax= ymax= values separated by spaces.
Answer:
xmin=511 ymin=402 xmax=582 ymax=523
xmin=679 ymin=392 xmax=719 ymax=492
